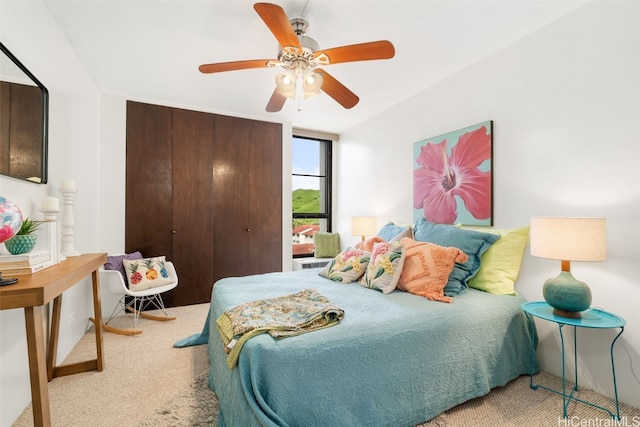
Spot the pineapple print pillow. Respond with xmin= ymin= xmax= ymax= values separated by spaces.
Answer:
xmin=122 ymin=256 xmax=174 ymax=291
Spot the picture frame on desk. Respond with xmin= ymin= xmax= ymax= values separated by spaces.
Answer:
xmin=34 ymin=220 xmax=64 ymax=265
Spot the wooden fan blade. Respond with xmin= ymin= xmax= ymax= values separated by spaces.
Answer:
xmin=316 ymin=69 xmax=359 ymax=109
xmin=266 ymin=88 xmax=287 ymax=112
xmin=254 ymin=3 xmax=301 ymax=50
xmin=199 ymin=59 xmax=273 ymax=74
xmin=315 ymin=40 xmax=395 ymax=65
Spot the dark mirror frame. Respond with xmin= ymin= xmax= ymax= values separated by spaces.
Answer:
xmin=0 ymin=42 xmax=49 ymax=184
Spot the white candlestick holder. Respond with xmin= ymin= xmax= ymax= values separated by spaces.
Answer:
xmin=40 ymin=207 xmax=59 ymax=222
xmin=59 ymin=186 xmax=81 ymax=257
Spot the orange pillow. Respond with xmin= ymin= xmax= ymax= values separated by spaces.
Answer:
xmin=355 ymin=236 xmax=385 ymax=252
xmin=397 ymin=237 xmax=468 ymax=303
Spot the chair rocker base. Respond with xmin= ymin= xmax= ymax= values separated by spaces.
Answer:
xmin=126 ymin=306 xmax=177 ymax=322
xmin=103 ymin=293 xmax=176 ymax=336
xmin=103 ymin=322 xmax=144 ymax=335
xmin=89 ymin=317 xmax=143 ymax=335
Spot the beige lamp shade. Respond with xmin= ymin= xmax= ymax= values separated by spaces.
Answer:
xmin=351 ymin=216 xmax=377 ymax=241
xmin=530 ymin=217 xmax=606 ymax=261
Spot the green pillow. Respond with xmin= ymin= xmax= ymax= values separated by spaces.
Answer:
xmin=314 ymin=232 xmax=341 ymax=258
xmin=413 ymin=218 xmax=499 ymax=296
xmin=462 ymin=226 xmax=529 ymax=295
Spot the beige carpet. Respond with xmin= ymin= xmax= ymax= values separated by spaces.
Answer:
xmin=13 ymin=303 xmax=640 ymax=426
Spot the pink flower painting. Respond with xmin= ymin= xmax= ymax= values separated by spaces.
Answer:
xmin=413 ymin=121 xmax=493 ymax=225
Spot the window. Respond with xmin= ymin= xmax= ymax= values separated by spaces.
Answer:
xmin=292 ymin=135 xmax=332 ymax=258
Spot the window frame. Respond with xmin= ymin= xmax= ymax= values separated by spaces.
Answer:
xmin=292 ymin=135 xmax=332 ymax=259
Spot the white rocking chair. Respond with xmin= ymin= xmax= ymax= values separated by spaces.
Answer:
xmin=100 ymin=261 xmax=178 ymax=335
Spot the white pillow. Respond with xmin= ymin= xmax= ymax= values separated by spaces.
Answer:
xmin=122 ymin=256 xmax=174 ymax=291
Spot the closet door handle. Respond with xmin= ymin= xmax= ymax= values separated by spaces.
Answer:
xmin=172 ymin=230 xmax=176 ymax=234
xmin=246 ymin=228 xmax=251 ymax=232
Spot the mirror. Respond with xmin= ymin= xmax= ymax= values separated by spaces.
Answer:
xmin=0 ymin=42 xmax=48 ymax=184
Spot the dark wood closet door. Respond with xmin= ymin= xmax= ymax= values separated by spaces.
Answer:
xmin=125 ymin=101 xmax=173 ymax=258
xmin=170 ymin=108 xmax=215 ymax=306
xmin=249 ymin=120 xmax=282 ymax=275
xmin=212 ymin=114 xmax=251 ymax=281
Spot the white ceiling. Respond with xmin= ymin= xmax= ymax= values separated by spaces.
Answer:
xmin=43 ymin=0 xmax=587 ymax=134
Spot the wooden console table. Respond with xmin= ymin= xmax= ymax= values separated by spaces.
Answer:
xmin=0 ymin=252 xmax=107 ymax=427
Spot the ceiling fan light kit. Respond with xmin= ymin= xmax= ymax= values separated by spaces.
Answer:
xmin=199 ymin=2 xmax=395 ymax=112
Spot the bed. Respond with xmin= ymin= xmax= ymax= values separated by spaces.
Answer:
xmin=175 ymin=220 xmax=538 ymax=426
xmin=199 ymin=267 xmax=537 ymax=427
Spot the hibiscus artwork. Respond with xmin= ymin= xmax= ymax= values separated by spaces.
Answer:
xmin=413 ymin=121 xmax=493 ymax=225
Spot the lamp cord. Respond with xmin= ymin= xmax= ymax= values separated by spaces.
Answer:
xmin=621 ymin=341 xmax=640 ymax=388
xmin=591 ymin=306 xmax=640 ymax=390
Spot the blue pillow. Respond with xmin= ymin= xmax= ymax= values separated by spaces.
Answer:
xmin=412 ymin=218 xmax=499 ymax=296
xmin=377 ymin=222 xmax=411 ymax=241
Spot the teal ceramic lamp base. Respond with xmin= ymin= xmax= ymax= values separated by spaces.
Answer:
xmin=543 ymin=270 xmax=592 ymax=319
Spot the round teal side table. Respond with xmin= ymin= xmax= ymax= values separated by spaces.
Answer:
xmin=521 ymin=301 xmax=626 ymax=420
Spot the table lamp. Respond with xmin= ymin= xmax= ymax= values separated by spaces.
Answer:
xmin=351 ymin=216 xmax=377 ymax=243
xmin=530 ymin=216 xmax=606 ymax=318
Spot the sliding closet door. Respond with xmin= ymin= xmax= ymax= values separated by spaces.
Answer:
xmin=125 ymin=101 xmax=173 ymax=258
xmin=211 ymin=115 xmax=282 ymax=280
xmin=248 ymin=120 xmax=282 ymax=275
xmin=171 ymin=108 xmax=215 ymax=306
xmin=212 ymin=114 xmax=251 ymax=281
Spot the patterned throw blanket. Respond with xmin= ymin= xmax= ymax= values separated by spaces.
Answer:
xmin=216 ymin=289 xmax=344 ymax=368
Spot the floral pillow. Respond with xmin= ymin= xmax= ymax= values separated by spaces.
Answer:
xmin=318 ymin=248 xmax=370 ymax=283
xmin=359 ymin=241 xmax=405 ymax=294
xmin=397 ymin=238 xmax=468 ymax=303
xmin=122 ymin=256 xmax=174 ymax=291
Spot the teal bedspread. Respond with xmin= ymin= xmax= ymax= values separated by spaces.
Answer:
xmin=194 ymin=269 xmax=538 ymax=427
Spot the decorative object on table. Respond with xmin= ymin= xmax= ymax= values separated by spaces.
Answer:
xmin=413 ymin=121 xmax=493 ymax=225
xmin=0 ymin=249 xmax=52 ymax=276
xmin=0 ymin=199 xmax=33 ymax=284
xmin=0 ymin=196 xmax=23 ymax=244
xmin=529 ymin=216 xmax=606 ymax=318
xmin=3 ymin=217 xmax=42 ymax=255
xmin=0 ymin=197 xmax=23 ymax=285
xmin=351 ymin=216 xmax=377 ymax=243
xmin=59 ymin=179 xmax=81 ymax=257
xmin=40 ymin=196 xmax=62 ymax=264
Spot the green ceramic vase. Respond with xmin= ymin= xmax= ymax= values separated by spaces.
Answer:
xmin=543 ymin=271 xmax=592 ymax=313
xmin=4 ymin=234 xmax=37 ymax=255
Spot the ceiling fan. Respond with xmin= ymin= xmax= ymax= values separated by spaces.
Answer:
xmin=198 ymin=2 xmax=395 ymax=112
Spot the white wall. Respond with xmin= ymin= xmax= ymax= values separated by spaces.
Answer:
xmin=335 ymin=0 xmax=640 ymax=409
xmin=0 ymin=2 xmax=102 ymax=425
